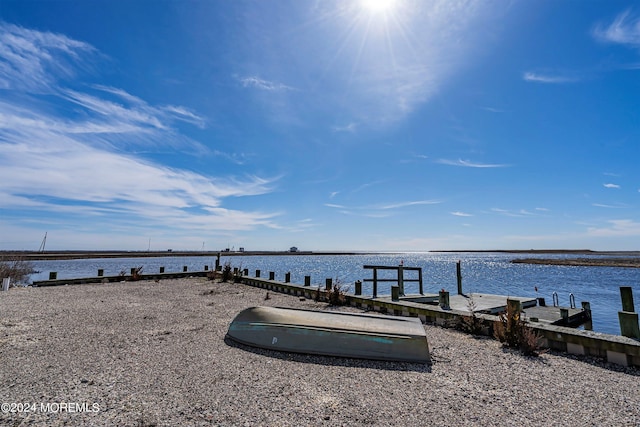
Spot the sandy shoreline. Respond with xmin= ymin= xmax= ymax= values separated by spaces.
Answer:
xmin=1 ymin=278 xmax=638 ymax=426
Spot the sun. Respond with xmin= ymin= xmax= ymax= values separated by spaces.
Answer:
xmin=360 ymin=0 xmax=397 ymax=14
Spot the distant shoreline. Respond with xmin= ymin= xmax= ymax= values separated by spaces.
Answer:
xmin=2 ymin=248 xmax=640 ymax=261
xmin=511 ymin=257 xmax=640 ymax=268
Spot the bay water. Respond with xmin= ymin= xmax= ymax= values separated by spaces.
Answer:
xmin=28 ymin=252 xmax=640 ymax=336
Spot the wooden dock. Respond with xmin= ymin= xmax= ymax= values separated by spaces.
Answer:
xmin=396 ymin=293 xmax=589 ymax=327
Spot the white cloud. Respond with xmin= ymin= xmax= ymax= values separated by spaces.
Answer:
xmin=451 ymin=211 xmax=473 ymax=217
xmin=0 ymin=22 xmax=97 ymax=92
xmin=0 ymin=23 xmax=280 ymax=240
xmin=592 ymin=203 xmax=626 ymax=209
xmin=491 ymin=208 xmax=539 ymax=217
xmin=239 ymin=76 xmax=294 ymax=91
xmin=377 ymin=200 xmax=441 ymax=210
xmin=523 ymin=72 xmax=576 ymax=84
xmin=437 ymin=158 xmax=508 ymax=168
xmin=587 ymin=219 xmax=640 ymax=237
xmin=593 ymin=10 xmax=640 ymax=47
xmin=603 ymin=183 xmax=620 ymax=189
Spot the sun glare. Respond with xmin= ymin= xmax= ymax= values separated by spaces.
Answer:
xmin=360 ymin=0 xmax=397 ymax=14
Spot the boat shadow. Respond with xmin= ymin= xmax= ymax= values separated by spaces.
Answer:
xmin=224 ymin=335 xmax=432 ymax=373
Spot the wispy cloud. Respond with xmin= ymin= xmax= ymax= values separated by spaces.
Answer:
xmin=603 ymin=183 xmax=620 ymax=189
xmin=491 ymin=208 xmax=540 ymax=217
xmin=593 ymin=10 xmax=640 ymax=47
xmin=324 ymin=199 xmax=440 ymax=217
xmin=587 ymin=219 xmax=640 ymax=237
xmin=0 ymin=22 xmax=97 ymax=92
xmin=437 ymin=158 xmax=508 ymax=168
xmin=376 ymin=200 xmax=441 ymax=210
xmin=0 ymin=23 xmax=279 ymax=239
xmin=523 ymin=72 xmax=577 ymax=84
xmin=451 ymin=211 xmax=473 ymax=217
xmin=482 ymin=107 xmax=505 ymax=113
xmin=592 ymin=203 xmax=627 ymax=209
xmin=332 ymin=122 xmax=358 ymax=133
xmin=239 ymin=76 xmax=294 ymax=91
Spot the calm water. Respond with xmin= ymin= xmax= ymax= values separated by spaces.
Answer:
xmin=29 ymin=252 xmax=640 ymax=336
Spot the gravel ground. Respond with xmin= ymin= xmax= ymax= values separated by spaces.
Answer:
xmin=1 ymin=278 xmax=638 ymax=427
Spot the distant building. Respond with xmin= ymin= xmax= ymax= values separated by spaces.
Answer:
xmin=289 ymin=246 xmax=298 ymax=253
xmin=239 ymin=247 xmax=245 ymax=252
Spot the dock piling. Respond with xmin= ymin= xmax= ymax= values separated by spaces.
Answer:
xmin=618 ymin=286 xmax=640 ymax=339
xmin=456 ymin=260 xmax=463 ymax=295
xmin=2 ymin=278 xmax=10 ymax=291
xmin=355 ymin=280 xmax=362 ymax=295
xmin=391 ymin=286 xmax=400 ymax=301
xmin=325 ymin=278 xmax=332 ymax=291
xmin=304 ymin=276 xmax=310 ymax=287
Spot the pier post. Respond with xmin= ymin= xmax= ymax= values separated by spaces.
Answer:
xmin=130 ymin=268 xmax=136 ymax=275
xmin=355 ymin=280 xmax=362 ymax=295
xmin=372 ymin=269 xmax=378 ymax=298
xmin=215 ymin=253 xmax=220 ymax=270
xmin=325 ymin=278 xmax=332 ymax=291
xmin=582 ymin=301 xmax=593 ymax=331
xmin=560 ymin=308 xmax=569 ymax=324
xmin=418 ymin=268 xmax=423 ymax=295
xmin=304 ymin=276 xmax=310 ymax=287
xmin=618 ymin=286 xmax=640 ymax=339
xmin=243 ymin=269 xmax=248 ymax=276
xmin=456 ymin=260 xmax=463 ymax=295
xmin=621 ymin=287 xmax=635 ymax=312
xmin=507 ymin=299 xmax=522 ymax=314
xmin=97 ymin=269 xmax=104 ymax=277
xmin=269 ymin=271 xmax=275 ymax=280
xmin=256 ymin=269 xmax=261 ymax=278
xmin=2 ymin=278 xmax=10 ymax=291
xmin=183 ymin=266 xmax=188 ymax=272
xmin=160 ymin=266 xmax=165 ymax=273
xmin=439 ymin=290 xmax=450 ymax=310
xmin=391 ymin=286 xmax=400 ymax=301
xmin=204 ymin=265 xmax=209 ymax=271
xmin=285 ymin=272 xmax=291 ymax=283
xmin=397 ymin=264 xmax=405 ymax=296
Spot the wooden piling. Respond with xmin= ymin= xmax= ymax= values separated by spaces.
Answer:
xmin=619 ymin=286 xmax=640 ymax=339
xmin=97 ymin=269 xmax=104 ymax=277
xmin=269 ymin=271 xmax=275 ymax=280
xmin=355 ymin=280 xmax=362 ymax=295
xmin=456 ymin=260 xmax=463 ymax=295
xmin=285 ymin=272 xmax=291 ymax=283
xmin=304 ymin=276 xmax=310 ymax=287
xmin=325 ymin=278 xmax=332 ymax=291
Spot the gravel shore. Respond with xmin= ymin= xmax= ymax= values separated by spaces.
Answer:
xmin=1 ymin=278 xmax=638 ymax=426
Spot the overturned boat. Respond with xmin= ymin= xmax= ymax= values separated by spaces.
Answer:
xmin=227 ymin=306 xmax=431 ymax=364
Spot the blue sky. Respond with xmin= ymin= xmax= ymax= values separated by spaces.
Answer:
xmin=0 ymin=0 xmax=639 ymax=251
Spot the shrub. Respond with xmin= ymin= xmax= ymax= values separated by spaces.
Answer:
xmin=221 ymin=262 xmax=233 ymax=282
xmin=0 ymin=256 xmax=36 ymax=285
xmin=129 ymin=266 xmax=144 ymax=281
xmin=326 ymin=281 xmax=346 ymax=306
xmin=493 ymin=301 xmax=544 ymax=356
xmin=458 ymin=297 xmax=484 ymax=335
